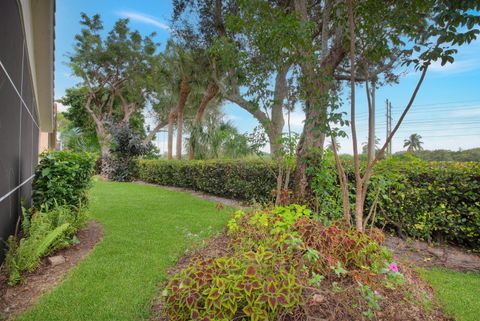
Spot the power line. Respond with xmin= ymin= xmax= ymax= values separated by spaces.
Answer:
xmin=355 ymin=104 xmax=480 ymax=118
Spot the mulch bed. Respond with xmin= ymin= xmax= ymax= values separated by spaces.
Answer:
xmin=141 ymin=186 xmax=476 ymax=320
xmin=0 ymin=220 xmax=103 ymax=321
xmin=385 ymin=235 xmax=480 ymax=272
xmin=149 ymin=230 xmax=452 ymax=321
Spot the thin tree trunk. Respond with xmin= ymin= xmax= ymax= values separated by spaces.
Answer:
xmin=176 ymin=77 xmax=191 ymax=160
xmin=275 ymin=166 xmax=284 ymax=206
xmin=330 ymin=134 xmax=350 ymax=225
xmin=188 ymin=82 xmax=219 ymax=160
xmin=167 ymin=109 xmax=176 ymax=160
xmin=346 ymin=0 xmax=364 ymax=232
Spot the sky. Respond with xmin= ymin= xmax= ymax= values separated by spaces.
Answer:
xmin=55 ymin=0 xmax=480 ymax=155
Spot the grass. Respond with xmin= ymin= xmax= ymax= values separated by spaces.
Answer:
xmin=16 ymin=179 xmax=232 ymax=321
xmin=420 ymin=268 xmax=480 ymax=321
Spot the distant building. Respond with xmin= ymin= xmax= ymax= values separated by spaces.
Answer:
xmin=0 ymin=0 xmax=55 ymax=263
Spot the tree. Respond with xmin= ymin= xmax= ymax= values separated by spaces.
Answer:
xmin=173 ymin=0 xmax=292 ymax=158
xmin=186 ymin=111 xmax=251 ymax=159
xmin=58 ymin=89 xmax=99 ymax=152
xmin=57 ymin=112 xmax=99 ymax=152
xmin=326 ymin=137 xmax=341 ymax=152
xmin=159 ymin=40 xmax=205 ymax=160
xmin=68 ymin=13 xmax=159 ymax=161
xmin=328 ymin=0 xmax=480 ymax=232
xmin=361 ymin=136 xmax=380 ymax=155
xmin=404 ymin=134 xmax=424 ymax=152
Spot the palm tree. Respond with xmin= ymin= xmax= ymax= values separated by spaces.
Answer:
xmin=403 ymin=133 xmax=424 ymax=152
xmin=186 ymin=111 xmax=251 ymax=159
xmin=327 ymin=136 xmax=341 ymax=152
xmin=161 ymin=40 xmax=200 ymax=159
xmin=361 ymin=136 xmax=380 ymax=155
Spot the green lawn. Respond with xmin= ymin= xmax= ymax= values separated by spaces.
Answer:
xmin=420 ymin=268 xmax=480 ymax=321
xmin=16 ymin=179 xmax=232 ymax=321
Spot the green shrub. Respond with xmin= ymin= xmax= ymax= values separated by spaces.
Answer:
xmin=32 ymin=151 xmax=96 ymax=209
xmin=370 ymin=160 xmax=480 ymax=249
xmin=106 ymin=123 xmax=152 ymax=182
xmin=163 ymin=205 xmax=401 ymax=320
xmin=4 ymin=204 xmax=88 ymax=285
xmin=162 ymin=247 xmax=301 ymax=321
xmin=136 ymin=159 xmax=278 ymax=202
xmin=137 ymin=158 xmax=480 ymax=249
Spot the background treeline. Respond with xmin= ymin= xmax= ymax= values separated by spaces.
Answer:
xmin=395 ymin=148 xmax=480 ymax=162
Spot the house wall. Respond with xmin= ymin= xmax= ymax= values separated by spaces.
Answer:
xmin=0 ymin=0 xmax=54 ymax=264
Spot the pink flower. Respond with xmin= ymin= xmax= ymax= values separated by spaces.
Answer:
xmin=390 ymin=263 xmax=398 ymax=273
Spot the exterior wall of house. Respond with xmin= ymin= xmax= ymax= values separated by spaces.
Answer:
xmin=0 ymin=0 xmax=54 ymax=263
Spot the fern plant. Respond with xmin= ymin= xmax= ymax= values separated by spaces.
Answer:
xmin=4 ymin=205 xmax=87 ymax=285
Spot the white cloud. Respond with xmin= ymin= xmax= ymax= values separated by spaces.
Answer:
xmin=116 ymin=11 xmax=170 ymax=31
xmin=429 ymin=58 xmax=480 ymax=75
xmin=448 ymin=107 xmax=480 ymax=118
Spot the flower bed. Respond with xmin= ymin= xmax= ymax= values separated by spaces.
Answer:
xmin=160 ymin=205 xmax=447 ymax=320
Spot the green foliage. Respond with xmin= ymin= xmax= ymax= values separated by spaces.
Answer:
xmin=15 ymin=180 xmax=231 ymax=321
xmin=188 ymin=112 xmax=252 ymax=160
xmin=395 ymin=148 xmax=480 ymax=162
xmin=162 ymin=247 xmax=301 ymax=321
xmin=106 ymin=123 xmax=152 ymax=182
xmin=4 ymin=205 xmax=87 ymax=285
xmin=161 ymin=205 xmax=401 ymax=320
xmin=58 ymin=88 xmax=100 ymax=152
xmin=136 ymin=159 xmax=278 ymax=202
xmin=310 ymin=150 xmax=344 ymax=220
xmin=32 ymin=151 xmax=96 ymax=209
xmin=138 ymin=157 xmax=480 ymax=249
xmin=370 ymin=159 xmax=480 ymax=249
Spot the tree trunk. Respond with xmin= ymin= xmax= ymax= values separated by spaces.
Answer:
xmin=83 ymin=94 xmax=111 ymax=164
xmin=167 ymin=109 xmax=176 ymax=160
xmin=144 ymin=119 xmax=168 ymax=145
xmin=293 ymin=101 xmax=327 ymax=201
xmin=188 ymin=82 xmax=219 ymax=160
xmin=97 ymin=129 xmax=110 ymax=160
xmin=292 ymin=0 xmax=345 ymax=201
xmin=176 ymin=77 xmax=191 ymax=160
xmin=269 ymin=66 xmax=288 ymax=159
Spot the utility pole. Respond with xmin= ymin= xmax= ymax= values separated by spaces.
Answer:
xmin=385 ymin=99 xmax=392 ymax=156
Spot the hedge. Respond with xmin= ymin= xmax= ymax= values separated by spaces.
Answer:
xmin=371 ymin=160 xmax=480 ymax=249
xmin=136 ymin=158 xmax=480 ymax=249
xmin=32 ymin=151 xmax=96 ymax=209
xmin=136 ymin=159 xmax=278 ymax=202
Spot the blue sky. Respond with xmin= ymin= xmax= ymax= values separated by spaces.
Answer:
xmin=55 ymin=0 xmax=480 ymax=154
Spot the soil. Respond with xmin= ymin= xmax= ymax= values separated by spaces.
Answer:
xmin=385 ymin=235 xmax=480 ymax=272
xmin=0 ymin=220 xmax=103 ymax=320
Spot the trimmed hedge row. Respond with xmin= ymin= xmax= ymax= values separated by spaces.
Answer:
xmin=135 ymin=159 xmax=480 ymax=249
xmin=136 ymin=159 xmax=278 ymax=202
xmin=371 ymin=160 xmax=480 ymax=249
